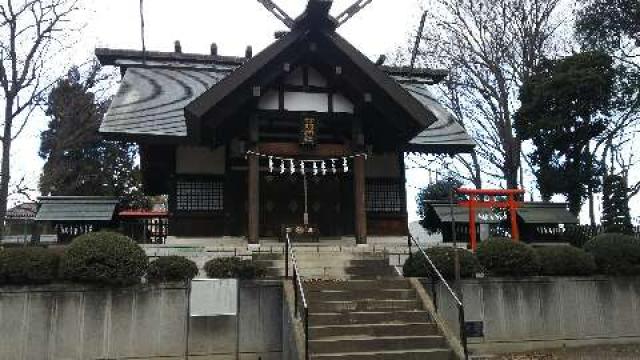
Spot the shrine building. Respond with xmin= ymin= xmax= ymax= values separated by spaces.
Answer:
xmin=96 ymin=0 xmax=474 ymax=244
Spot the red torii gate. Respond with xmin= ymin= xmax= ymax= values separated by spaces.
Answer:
xmin=455 ymin=188 xmax=526 ymax=251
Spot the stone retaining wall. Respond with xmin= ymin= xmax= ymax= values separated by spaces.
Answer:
xmin=0 ymin=280 xmax=283 ymax=360
xmin=434 ymin=277 xmax=640 ymax=354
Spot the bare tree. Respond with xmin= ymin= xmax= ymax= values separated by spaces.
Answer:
xmin=0 ymin=0 xmax=79 ymax=232
xmin=416 ymin=0 xmax=567 ymax=189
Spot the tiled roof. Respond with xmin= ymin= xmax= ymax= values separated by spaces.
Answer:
xmin=35 ymin=197 xmax=119 ymax=222
xmin=98 ymin=49 xmax=475 ymax=153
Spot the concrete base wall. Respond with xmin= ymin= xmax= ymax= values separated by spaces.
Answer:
xmin=434 ymin=277 xmax=640 ymax=354
xmin=0 ymin=281 xmax=283 ymax=360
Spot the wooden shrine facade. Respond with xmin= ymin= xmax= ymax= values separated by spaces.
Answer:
xmin=96 ymin=0 xmax=475 ymax=243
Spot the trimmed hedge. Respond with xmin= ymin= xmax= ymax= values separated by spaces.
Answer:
xmin=476 ymin=238 xmax=540 ymax=276
xmin=0 ymin=247 xmax=60 ymax=285
xmin=60 ymin=232 xmax=148 ymax=286
xmin=147 ymin=256 xmax=199 ymax=283
xmin=204 ymin=257 xmax=266 ymax=279
xmin=584 ymin=233 xmax=640 ymax=275
xmin=403 ymin=247 xmax=478 ymax=279
xmin=536 ymin=246 xmax=596 ymax=276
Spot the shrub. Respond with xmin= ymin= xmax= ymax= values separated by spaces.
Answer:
xmin=60 ymin=232 xmax=148 ymax=286
xmin=403 ymin=247 xmax=478 ymax=279
xmin=584 ymin=233 xmax=640 ymax=275
xmin=0 ymin=247 xmax=60 ymax=285
xmin=476 ymin=238 xmax=540 ymax=276
xmin=560 ymin=226 xmax=591 ymax=248
xmin=536 ymin=246 xmax=596 ymax=276
xmin=147 ymin=256 xmax=199 ymax=283
xmin=204 ymin=257 xmax=266 ymax=279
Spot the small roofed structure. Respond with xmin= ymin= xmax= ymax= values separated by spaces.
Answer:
xmin=4 ymin=202 xmax=38 ymax=241
xmin=35 ymin=196 xmax=120 ymax=242
xmin=424 ymin=201 xmax=579 ymax=245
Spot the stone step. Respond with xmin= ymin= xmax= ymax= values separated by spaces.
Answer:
xmin=311 ymin=299 xmax=419 ymax=312
xmin=305 ymin=280 xmax=411 ymax=291
xmin=307 ymin=289 xmax=416 ymax=302
xmin=310 ymin=310 xmax=430 ymax=326
xmin=258 ymin=259 xmax=391 ymax=272
xmin=252 ymin=253 xmax=284 ymax=261
xmin=310 ymin=322 xmax=439 ymax=338
xmin=263 ymin=269 xmax=398 ymax=280
xmin=309 ymin=335 xmax=446 ymax=354
xmin=309 ymin=348 xmax=453 ymax=360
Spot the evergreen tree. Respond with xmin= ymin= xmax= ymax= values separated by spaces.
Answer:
xmin=417 ymin=177 xmax=463 ymax=232
xmin=601 ymin=174 xmax=633 ymax=233
xmin=516 ymin=51 xmax=616 ymax=215
xmin=39 ymin=64 xmax=149 ymax=209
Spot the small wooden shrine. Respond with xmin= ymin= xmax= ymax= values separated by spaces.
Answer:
xmin=96 ymin=0 xmax=474 ymax=243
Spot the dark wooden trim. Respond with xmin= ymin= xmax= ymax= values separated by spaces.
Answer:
xmin=248 ymin=117 xmax=260 ymax=244
xmin=257 ymin=142 xmax=351 ymax=157
xmin=95 ymin=48 xmax=246 ymax=67
xmin=328 ymin=92 xmax=334 ymax=113
xmin=99 ymin=131 xmax=192 ymax=145
xmin=398 ymin=152 xmax=409 ymax=217
xmin=185 ymin=29 xmax=306 ymax=121
xmin=272 ymin=84 xmax=332 ymax=93
xmin=302 ymin=66 xmax=309 ymax=86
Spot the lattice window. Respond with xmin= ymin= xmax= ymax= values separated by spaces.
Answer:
xmin=176 ymin=178 xmax=224 ymax=212
xmin=366 ymin=179 xmax=405 ymax=213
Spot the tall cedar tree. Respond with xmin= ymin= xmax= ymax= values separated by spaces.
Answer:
xmin=516 ymin=51 xmax=616 ymax=215
xmin=39 ymin=65 xmax=148 ymax=209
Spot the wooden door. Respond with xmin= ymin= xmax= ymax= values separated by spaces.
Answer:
xmin=260 ymin=173 xmax=344 ymax=238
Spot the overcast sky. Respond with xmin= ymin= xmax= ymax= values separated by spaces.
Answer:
xmin=8 ymin=0 xmax=639 ymax=222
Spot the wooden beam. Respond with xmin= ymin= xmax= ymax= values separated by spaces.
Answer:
xmin=257 ymin=142 xmax=351 ymax=157
xmin=248 ymin=117 xmax=260 ymax=244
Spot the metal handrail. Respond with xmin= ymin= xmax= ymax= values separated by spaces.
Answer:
xmin=285 ymin=232 xmax=310 ymax=360
xmin=408 ymin=234 xmax=468 ymax=359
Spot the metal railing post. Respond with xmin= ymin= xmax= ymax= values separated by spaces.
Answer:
xmin=431 ymin=278 xmax=438 ymax=313
xmin=285 ymin=233 xmax=290 ymax=278
xmin=304 ymin=307 xmax=310 ymax=360
xmin=293 ymin=270 xmax=298 ymax=316
xmin=408 ymin=234 xmax=467 ymax=359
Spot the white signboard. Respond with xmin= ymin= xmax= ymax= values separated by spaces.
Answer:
xmin=190 ymin=279 xmax=238 ymax=317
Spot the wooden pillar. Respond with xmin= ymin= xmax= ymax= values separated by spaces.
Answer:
xmin=468 ymin=197 xmax=477 ymax=252
xmin=354 ymin=155 xmax=367 ymax=244
xmin=248 ymin=118 xmax=259 ymax=244
xmin=353 ymin=119 xmax=367 ymax=244
xmin=508 ymin=194 xmax=520 ymax=241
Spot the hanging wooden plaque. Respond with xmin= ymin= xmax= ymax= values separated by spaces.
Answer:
xmin=300 ymin=117 xmax=318 ymax=147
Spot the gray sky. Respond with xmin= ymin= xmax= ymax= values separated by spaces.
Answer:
xmin=9 ymin=0 xmax=639 ymax=222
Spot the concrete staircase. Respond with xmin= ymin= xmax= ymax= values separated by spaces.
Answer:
xmin=305 ymin=279 xmax=454 ymax=359
xmin=258 ymin=248 xmax=456 ymax=359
